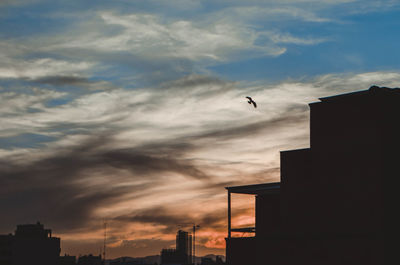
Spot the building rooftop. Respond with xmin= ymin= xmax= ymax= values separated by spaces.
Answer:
xmin=225 ymin=182 xmax=280 ymax=195
xmin=317 ymin=85 xmax=400 ymax=103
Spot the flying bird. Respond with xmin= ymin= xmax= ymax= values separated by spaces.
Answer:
xmin=245 ymin=96 xmax=257 ymax=108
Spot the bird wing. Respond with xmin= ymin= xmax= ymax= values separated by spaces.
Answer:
xmin=245 ymin=96 xmax=251 ymax=100
xmin=253 ymin=101 xmax=257 ymax=108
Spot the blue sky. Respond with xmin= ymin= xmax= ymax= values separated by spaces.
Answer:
xmin=2 ymin=0 xmax=400 ymax=87
xmin=1 ymin=0 xmax=400 ymax=258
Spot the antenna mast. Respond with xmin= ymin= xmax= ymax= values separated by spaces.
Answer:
xmin=103 ymin=221 xmax=107 ymax=262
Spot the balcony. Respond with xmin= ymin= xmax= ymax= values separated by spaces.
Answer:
xmin=225 ymin=182 xmax=280 ymax=238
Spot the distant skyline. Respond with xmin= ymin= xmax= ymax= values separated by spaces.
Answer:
xmin=1 ymin=0 xmax=400 ymax=258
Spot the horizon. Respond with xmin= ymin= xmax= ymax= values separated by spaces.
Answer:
xmin=1 ymin=0 xmax=400 ymax=259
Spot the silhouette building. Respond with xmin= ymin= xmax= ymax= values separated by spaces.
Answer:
xmin=77 ymin=254 xmax=103 ymax=265
xmin=176 ymin=230 xmax=192 ymax=265
xmin=109 ymin=257 xmax=149 ymax=265
xmin=60 ymin=254 xmax=77 ymax=265
xmin=0 ymin=234 xmax=13 ymax=265
xmin=200 ymin=258 xmax=213 ymax=265
xmin=0 ymin=222 xmax=61 ymax=265
xmin=161 ymin=230 xmax=192 ymax=265
xmin=225 ymin=86 xmax=400 ymax=265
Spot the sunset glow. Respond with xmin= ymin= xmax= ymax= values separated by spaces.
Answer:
xmin=2 ymin=0 xmax=400 ymax=259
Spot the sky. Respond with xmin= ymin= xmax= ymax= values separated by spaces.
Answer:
xmin=1 ymin=0 xmax=400 ymax=259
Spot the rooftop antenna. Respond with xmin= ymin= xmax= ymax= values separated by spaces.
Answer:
xmin=103 ymin=221 xmax=107 ymax=262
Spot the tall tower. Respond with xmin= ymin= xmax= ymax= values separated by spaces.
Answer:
xmin=176 ymin=230 xmax=192 ymax=265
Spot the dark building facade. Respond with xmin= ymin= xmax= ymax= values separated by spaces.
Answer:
xmin=200 ymin=257 xmax=224 ymax=265
xmin=0 ymin=222 xmax=61 ymax=265
xmin=77 ymin=254 xmax=102 ymax=265
xmin=161 ymin=230 xmax=192 ymax=265
xmin=0 ymin=235 xmax=13 ymax=265
xmin=176 ymin=230 xmax=192 ymax=265
xmin=225 ymin=86 xmax=400 ymax=265
xmin=109 ymin=257 xmax=147 ymax=265
xmin=60 ymin=254 xmax=77 ymax=265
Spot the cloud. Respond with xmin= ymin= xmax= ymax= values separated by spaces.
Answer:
xmin=0 ymin=57 xmax=94 ymax=80
xmin=33 ymin=76 xmax=90 ymax=86
xmin=265 ymin=31 xmax=328 ymax=45
xmin=213 ymin=5 xmax=333 ymax=23
xmin=1 ymin=0 xmax=397 ymax=87
xmin=1 ymin=0 xmax=400 ymax=257
xmin=32 ymin=75 xmax=117 ymax=91
xmin=0 ymin=135 xmax=213 ymax=233
xmin=0 ymin=87 xmax=65 ymax=118
xmin=0 ymin=1 xmax=354 ymax=87
xmin=114 ymin=206 xmax=228 ymax=231
xmin=112 ymin=205 xmax=246 ymax=252
xmin=0 ymin=133 xmax=57 ymax=150
xmin=190 ymin=109 xmax=308 ymax=141
xmin=45 ymin=11 xmax=286 ymax=62
xmin=2 ymin=71 xmax=400 ymax=257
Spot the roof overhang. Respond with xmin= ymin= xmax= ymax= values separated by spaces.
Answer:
xmin=225 ymin=182 xmax=280 ymax=195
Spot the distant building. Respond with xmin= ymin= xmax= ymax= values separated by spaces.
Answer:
xmin=199 ymin=256 xmax=224 ymax=265
xmin=200 ymin=257 xmax=213 ymax=265
xmin=60 ymin=254 xmax=77 ymax=265
xmin=215 ymin=256 xmax=223 ymax=265
xmin=110 ymin=257 xmax=153 ymax=265
xmin=176 ymin=230 xmax=192 ymax=265
xmin=225 ymin=86 xmax=400 ymax=265
xmin=110 ymin=258 xmax=138 ymax=265
xmin=0 ymin=222 xmax=61 ymax=265
xmin=161 ymin=249 xmax=180 ymax=265
xmin=77 ymin=254 xmax=103 ymax=265
xmin=161 ymin=230 xmax=192 ymax=265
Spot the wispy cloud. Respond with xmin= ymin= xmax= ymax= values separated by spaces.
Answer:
xmin=0 ymin=4 xmax=334 ymax=86
xmin=1 ymin=0 xmax=400 ymax=258
xmin=0 ymin=57 xmax=94 ymax=80
xmin=213 ymin=6 xmax=333 ymax=23
xmin=265 ymin=31 xmax=328 ymax=45
xmin=2 ymin=71 xmax=400 ymax=256
xmin=45 ymin=11 xmax=287 ymax=61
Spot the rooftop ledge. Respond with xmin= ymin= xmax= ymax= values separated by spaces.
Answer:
xmin=225 ymin=182 xmax=280 ymax=195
